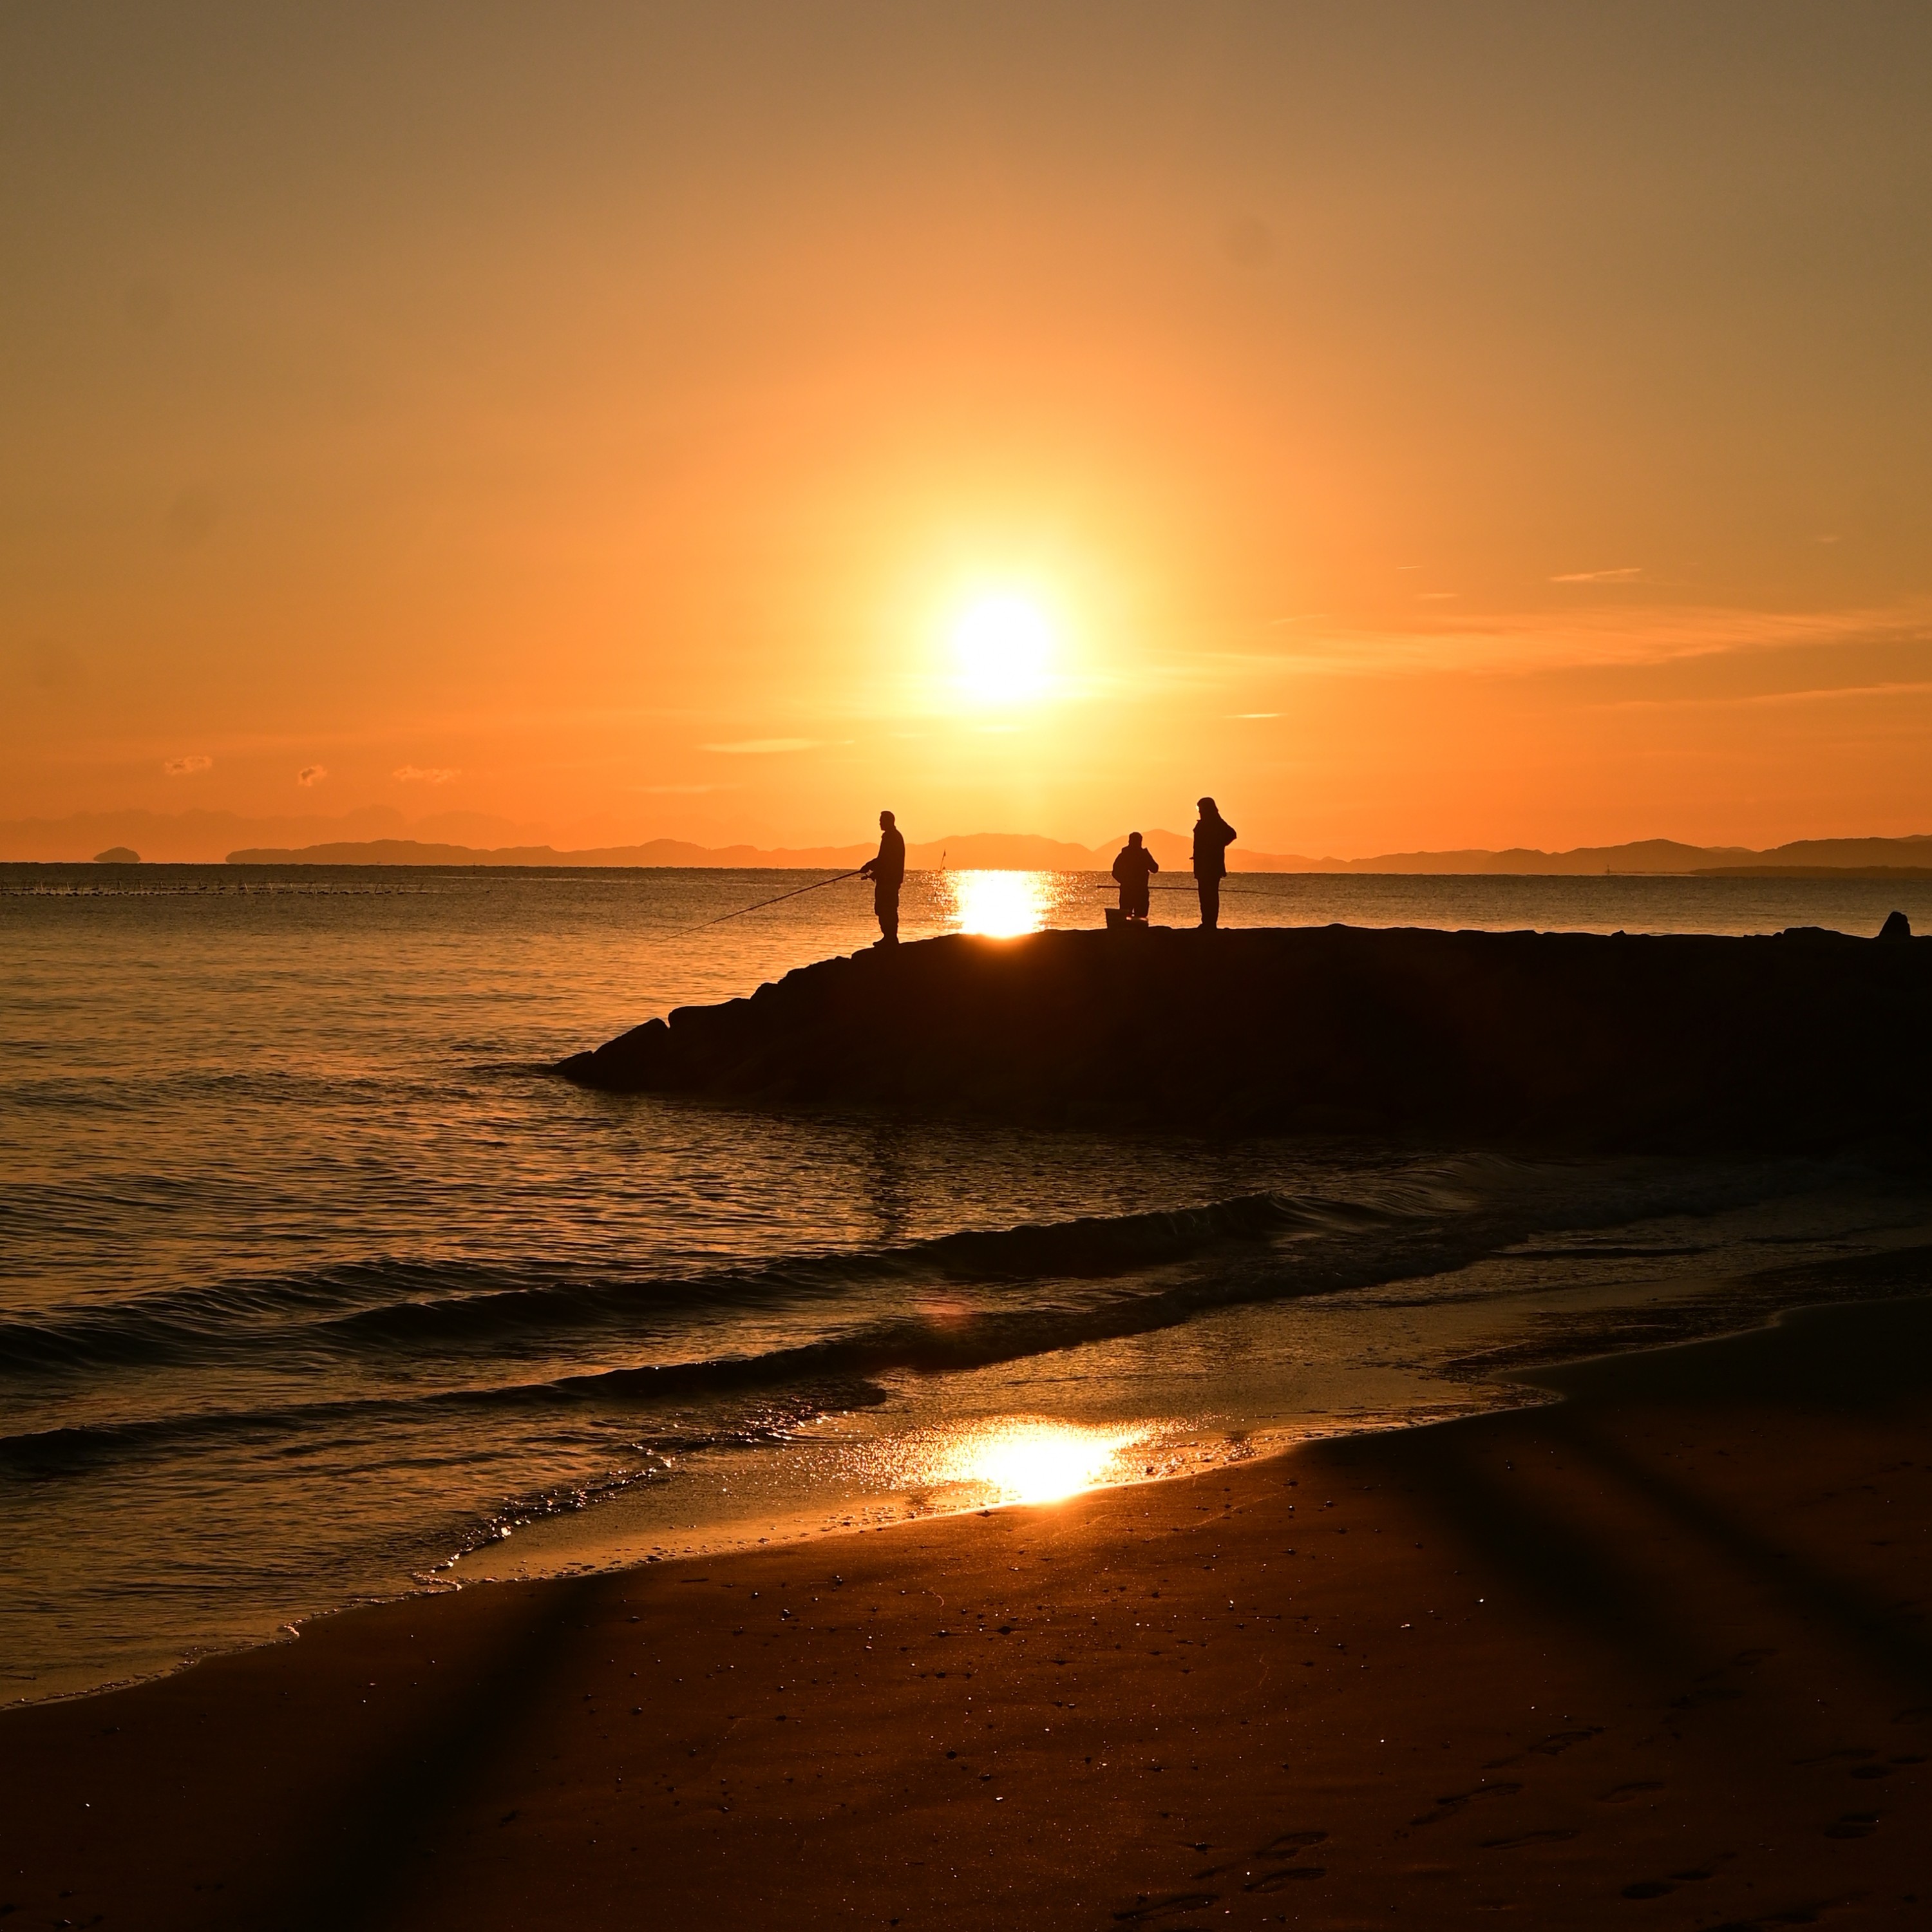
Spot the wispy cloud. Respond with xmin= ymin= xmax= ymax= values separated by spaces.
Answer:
xmin=701 ymin=737 xmax=820 ymax=755
xmin=1605 ymin=679 xmax=1932 ymax=714
xmin=162 ymin=753 xmax=212 ymax=777
xmin=1551 ymin=565 xmax=1643 ymax=583
xmin=297 ymin=764 xmax=327 ymax=786
xmin=1233 ymin=598 xmax=1932 ymax=681
xmin=393 ymin=764 xmax=458 ymax=784
xmin=633 ymin=782 xmax=733 ymax=794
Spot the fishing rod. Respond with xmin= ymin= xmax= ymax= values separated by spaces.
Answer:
xmin=654 ymin=865 xmax=1267 ymax=942
xmin=1083 ymin=880 xmax=1276 ymax=898
xmin=652 ymin=867 xmax=865 ymax=940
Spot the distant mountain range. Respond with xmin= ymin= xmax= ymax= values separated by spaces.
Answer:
xmin=224 ymin=832 xmax=1117 ymax=870
xmin=217 ymin=829 xmax=1932 ymax=876
xmin=6 ymin=806 xmax=1929 ymax=874
xmin=0 ymin=806 xmax=548 ymax=864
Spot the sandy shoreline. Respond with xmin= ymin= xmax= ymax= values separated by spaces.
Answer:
xmin=5 ymin=1293 xmax=1929 ymax=1929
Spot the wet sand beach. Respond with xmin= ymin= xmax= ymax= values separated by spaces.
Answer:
xmin=5 ymin=1291 xmax=1928 ymax=1931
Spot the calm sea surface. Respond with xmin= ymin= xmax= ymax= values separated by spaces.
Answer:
xmin=5 ymin=864 xmax=1931 ymax=1703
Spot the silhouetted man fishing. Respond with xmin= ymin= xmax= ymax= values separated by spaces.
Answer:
xmin=859 ymin=808 xmax=906 ymax=945
xmin=1111 ymin=830 xmax=1159 ymax=924
xmin=1192 ymin=797 xmax=1236 ymax=929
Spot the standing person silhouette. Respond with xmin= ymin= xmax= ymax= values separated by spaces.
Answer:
xmin=1191 ymin=797 xmax=1236 ymax=929
xmin=859 ymin=810 xmax=906 ymax=946
xmin=1111 ymin=831 xmax=1159 ymax=923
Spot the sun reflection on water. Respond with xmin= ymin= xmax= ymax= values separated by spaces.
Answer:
xmin=904 ymin=1417 xmax=1157 ymax=1505
xmin=942 ymin=869 xmax=1060 ymax=938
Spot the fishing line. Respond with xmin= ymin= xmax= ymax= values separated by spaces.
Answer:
xmin=649 ymin=867 xmax=865 ymax=940
xmin=1084 ymin=880 xmax=1276 ymax=898
xmin=652 ymin=866 xmax=1273 ymax=942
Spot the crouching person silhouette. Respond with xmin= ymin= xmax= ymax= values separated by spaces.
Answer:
xmin=1112 ymin=831 xmax=1159 ymax=924
xmin=859 ymin=810 xmax=905 ymax=945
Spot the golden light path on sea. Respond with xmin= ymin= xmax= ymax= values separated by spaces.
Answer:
xmin=942 ymin=868 xmax=1061 ymax=938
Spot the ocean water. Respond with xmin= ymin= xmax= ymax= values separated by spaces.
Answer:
xmin=5 ymin=862 xmax=1931 ymax=1705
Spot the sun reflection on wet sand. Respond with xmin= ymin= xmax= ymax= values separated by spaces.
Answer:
xmin=895 ymin=1417 xmax=1159 ymax=1506
xmin=941 ymin=869 xmax=1064 ymax=938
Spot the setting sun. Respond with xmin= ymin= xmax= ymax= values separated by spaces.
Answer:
xmin=951 ymin=593 xmax=1054 ymax=705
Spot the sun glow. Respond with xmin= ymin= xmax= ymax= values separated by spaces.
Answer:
xmin=952 ymin=593 xmax=1054 ymax=705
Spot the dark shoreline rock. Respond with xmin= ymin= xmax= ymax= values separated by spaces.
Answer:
xmin=556 ymin=924 xmax=1932 ymax=1150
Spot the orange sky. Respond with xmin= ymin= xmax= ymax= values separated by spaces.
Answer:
xmin=4 ymin=3 xmax=1930 ymax=857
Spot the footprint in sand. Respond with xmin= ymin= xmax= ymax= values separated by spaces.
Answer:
xmin=1245 ymin=1867 xmax=1325 ymax=1891
xmin=1669 ymin=1683 xmax=1745 ymax=1710
xmin=1479 ymin=1828 xmax=1580 ymax=1850
xmin=1598 ymin=1781 xmax=1665 ymax=1804
xmin=1528 ymin=1727 xmax=1604 ymax=1756
xmin=1110 ymin=1891 xmax=1217 ymax=1922
xmin=1483 ymin=1726 xmax=1603 ymax=1766
xmin=1622 ymin=1869 xmax=1713 ymax=1900
xmin=1410 ymin=1781 xmax=1522 ymax=1826
xmin=1823 ymin=1811 xmax=1879 ymax=1839
xmin=1253 ymin=1829 xmax=1327 ymax=1857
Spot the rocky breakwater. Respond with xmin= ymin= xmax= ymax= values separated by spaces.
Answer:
xmin=557 ymin=923 xmax=1932 ymax=1150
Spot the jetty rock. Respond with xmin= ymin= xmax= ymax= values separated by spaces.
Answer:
xmin=556 ymin=925 xmax=1932 ymax=1150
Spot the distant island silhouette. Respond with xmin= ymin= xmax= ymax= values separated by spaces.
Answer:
xmin=5 ymin=804 xmax=1931 ymax=873
xmin=558 ymin=923 xmax=1931 ymax=1151
xmin=218 ymin=829 xmax=1932 ymax=875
